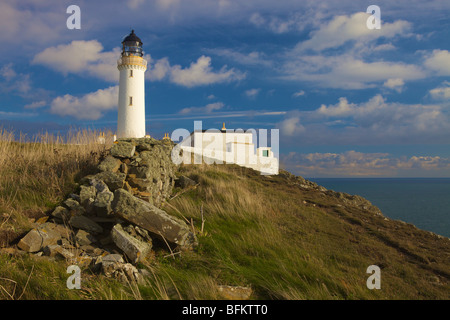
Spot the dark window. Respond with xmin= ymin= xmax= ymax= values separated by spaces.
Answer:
xmin=129 ymin=96 xmax=133 ymax=106
xmin=130 ymin=70 xmax=133 ymax=77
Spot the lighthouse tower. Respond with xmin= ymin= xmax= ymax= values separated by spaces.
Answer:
xmin=117 ymin=30 xmax=147 ymax=139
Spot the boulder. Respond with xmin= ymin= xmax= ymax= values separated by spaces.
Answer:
xmin=93 ymin=171 xmax=126 ymax=191
xmin=17 ymin=223 xmax=62 ymax=252
xmin=75 ymin=229 xmax=97 ymax=246
xmin=51 ymin=206 xmax=70 ymax=221
xmin=98 ymin=155 xmax=123 ymax=173
xmin=64 ymin=198 xmax=85 ymax=216
xmin=175 ymin=175 xmax=197 ymax=189
xmin=93 ymin=188 xmax=114 ymax=216
xmin=101 ymin=253 xmax=141 ymax=284
xmin=110 ymin=142 xmax=136 ymax=158
xmin=69 ymin=215 xmax=103 ymax=234
xmin=111 ymin=189 xmax=197 ymax=250
xmin=111 ymin=223 xmax=152 ymax=263
xmin=43 ymin=244 xmax=75 ymax=261
xmin=79 ymin=185 xmax=97 ymax=207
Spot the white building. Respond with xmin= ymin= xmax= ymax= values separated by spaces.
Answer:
xmin=178 ymin=123 xmax=279 ymax=175
xmin=117 ymin=30 xmax=147 ymax=139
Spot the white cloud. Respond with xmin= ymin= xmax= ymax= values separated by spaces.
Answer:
xmin=170 ymin=55 xmax=245 ymax=87
xmin=282 ymin=151 xmax=450 ymax=177
xmin=146 ymin=56 xmax=171 ymax=81
xmin=33 ymin=40 xmax=120 ymax=82
xmin=245 ymin=88 xmax=260 ymax=99
xmin=296 ymin=12 xmax=412 ymax=52
xmin=206 ymin=48 xmax=272 ymax=67
xmin=179 ymin=102 xmax=225 ymax=114
xmin=24 ymin=101 xmax=46 ymax=109
xmin=282 ymin=54 xmax=425 ymax=89
xmin=277 ymin=114 xmax=305 ymax=137
xmin=50 ymin=86 xmax=119 ymax=120
xmin=383 ymin=78 xmax=405 ymax=92
xmin=292 ymin=90 xmax=305 ymax=97
xmin=424 ymin=49 xmax=450 ymax=75
xmin=276 ymin=95 xmax=450 ymax=145
xmin=429 ymin=82 xmax=450 ymax=100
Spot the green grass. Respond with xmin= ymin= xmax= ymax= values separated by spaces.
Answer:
xmin=0 ymin=131 xmax=449 ymax=300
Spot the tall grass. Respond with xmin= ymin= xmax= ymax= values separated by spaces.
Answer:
xmin=0 ymin=129 xmax=111 ymax=241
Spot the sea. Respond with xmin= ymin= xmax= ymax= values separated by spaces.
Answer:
xmin=308 ymin=178 xmax=450 ymax=238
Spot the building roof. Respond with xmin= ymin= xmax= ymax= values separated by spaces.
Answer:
xmin=122 ymin=30 xmax=143 ymax=45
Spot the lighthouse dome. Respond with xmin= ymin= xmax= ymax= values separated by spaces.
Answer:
xmin=122 ymin=30 xmax=143 ymax=45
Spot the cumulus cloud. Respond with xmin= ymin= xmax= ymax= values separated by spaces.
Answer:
xmin=50 ymin=86 xmax=119 ymax=120
xmin=296 ymin=12 xmax=412 ymax=52
xmin=282 ymin=54 xmax=425 ymax=89
xmin=429 ymin=81 xmax=450 ymax=100
xmin=170 ymin=55 xmax=245 ymax=87
xmin=277 ymin=114 xmax=305 ymax=137
xmin=276 ymin=94 xmax=450 ymax=145
xmin=282 ymin=151 xmax=450 ymax=177
xmin=424 ymin=49 xmax=450 ymax=75
xmin=33 ymin=40 xmax=120 ymax=82
xmin=383 ymin=78 xmax=405 ymax=92
xmin=179 ymin=102 xmax=225 ymax=114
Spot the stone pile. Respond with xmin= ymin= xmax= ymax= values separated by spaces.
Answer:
xmin=16 ymin=138 xmax=197 ymax=282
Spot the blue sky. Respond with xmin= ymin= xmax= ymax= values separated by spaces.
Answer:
xmin=1 ymin=0 xmax=450 ymax=177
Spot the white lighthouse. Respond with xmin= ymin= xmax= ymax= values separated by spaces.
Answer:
xmin=117 ymin=30 xmax=147 ymax=139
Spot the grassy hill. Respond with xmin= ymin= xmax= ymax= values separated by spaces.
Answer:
xmin=0 ymin=130 xmax=448 ymax=300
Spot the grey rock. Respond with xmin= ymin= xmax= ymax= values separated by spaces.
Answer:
xmin=111 ymin=189 xmax=197 ymax=250
xmin=110 ymin=142 xmax=136 ymax=158
xmin=79 ymin=185 xmax=97 ymax=207
xmin=111 ymin=223 xmax=152 ymax=263
xmin=69 ymin=215 xmax=103 ymax=234
xmin=98 ymin=156 xmax=122 ymax=173
xmin=75 ymin=229 xmax=97 ymax=246
xmin=93 ymin=189 xmax=114 ymax=216
xmin=93 ymin=171 xmax=126 ymax=191
xmin=51 ymin=206 xmax=70 ymax=221
xmin=64 ymin=198 xmax=85 ymax=216
xmin=17 ymin=223 xmax=62 ymax=252
xmin=175 ymin=175 xmax=197 ymax=188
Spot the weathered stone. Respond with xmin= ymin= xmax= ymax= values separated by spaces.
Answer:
xmin=93 ymin=189 xmax=114 ymax=216
xmin=64 ymin=198 xmax=85 ymax=216
xmin=92 ymin=171 xmax=126 ymax=191
xmin=69 ymin=215 xmax=103 ymax=234
xmin=110 ymin=142 xmax=136 ymax=158
xmin=111 ymin=223 xmax=152 ymax=263
xmin=175 ymin=175 xmax=197 ymax=188
xmin=17 ymin=223 xmax=62 ymax=253
xmin=127 ymin=176 xmax=151 ymax=192
xmin=43 ymin=244 xmax=75 ymax=260
xmin=101 ymin=253 xmax=141 ymax=283
xmin=79 ymin=185 xmax=97 ymax=207
xmin=51 ymin=206 xmax=70 ymax=220
xmin=119 ymin=162 xmax=128 ymax=175
xmin=98 ymin=155 xmax=122 ymax=173
xmin=111 ymin=189 xmax=197 ymax=249
xmin=75 ymin=229 xmax=97 ymax=246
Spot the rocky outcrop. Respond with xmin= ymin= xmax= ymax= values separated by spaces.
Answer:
xmin=14 ymin=138 xmax=197 ymax=281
